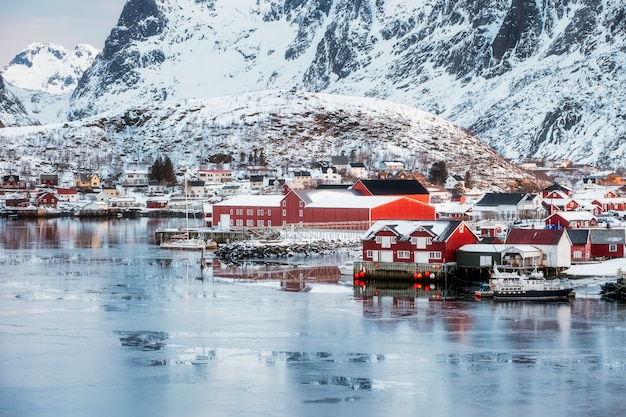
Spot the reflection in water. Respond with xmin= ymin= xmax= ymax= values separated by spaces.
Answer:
xmin=3 ymin=218 xmax=626 ymax=417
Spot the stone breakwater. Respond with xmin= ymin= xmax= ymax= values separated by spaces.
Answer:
xmin=215 ymin=239 xmax=361 ymax=264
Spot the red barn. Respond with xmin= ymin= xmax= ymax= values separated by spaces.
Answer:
xmin=361 ymin=220 xmax=479 ymax=263
xmin=211 ymin=189 xmax=436 ymax=230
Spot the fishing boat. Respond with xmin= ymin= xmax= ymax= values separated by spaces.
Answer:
xmin=490 ymin=264 xmax=573 ymax=301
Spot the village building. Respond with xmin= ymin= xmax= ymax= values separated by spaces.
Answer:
xmin=40 ymin=174 xmax=59 ymax=187
xmin=591 ymin=197 xmax=626 ymax=213
xmin=444 ymin=174 xmax=465 ymax=191
xmin=504 ymin=228 xmax=572 ymax=269
xmin=351 ymin=179 xmax=430 ymax=204
xmin=456 ymin=244 xmax=542 ymax=270
xmin=124 ymin=169 xmax=150 ymax=187
xmin=198 ymin=169 xmax=232 ymax=184
xmin=472 ymin=193 xmax=543 ymax=221
xmin=36 ymin=192 xmax=58 ymax=208
xmin=211 ymin=188 xmax=437 ymax=230
xmin=57 ymin=188 xmax=79 ymax=203
xmin=589 ymin=228 xmax=626 ymax=259
xmin=541 ymin=183 xmax=572 ymax=199
xmin=361 ymin=219 xmax=479 ymax=263
xmin=566 ymin=229 xmax=592 ymax=263
xmin=2 ymin=175 xmax=26 ymax=189
xmin=347 ymin=162 xmax=368 ymax=179
xmin=330 ymin=155 xmax=350 ymax=173
xmin=545 ymin=211 xmax=598 ymax=229
xmin=74 ymin=173 xmax=101 ymax=189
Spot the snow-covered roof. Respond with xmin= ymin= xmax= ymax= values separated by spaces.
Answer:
xmin=213 ymin=194 xmax=284 ymax=207
xmin=364 ymin=219 xmax=464 ymax=242
xmin=548 ymin=211 xmax=596 ymax=221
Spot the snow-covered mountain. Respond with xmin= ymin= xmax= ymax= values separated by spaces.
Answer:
xmin=66 ymin=0 xmax=625 ymax=167
xmin=0 ymin=75 xmax=40 ymax=127
xmin=0 ymin=43 xmax=99 ymax=125
xmin=0 ymin=90 xmax=539 ymax=192
xmin=2 ymin=43 xmax=99 ymax=95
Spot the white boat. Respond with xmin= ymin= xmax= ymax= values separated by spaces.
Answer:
xmin=160 ymin=235 xmax=207 ymax=250
xmin=490 ymin=264 xmax=573 ymax=301
xmin=160 ymin=177 xmax=215 ymax=251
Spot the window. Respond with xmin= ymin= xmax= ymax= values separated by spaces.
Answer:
xmin=397 ymin=251 xmax=411 ymax=259
xmin=229 ymin=209 xmax=233 ymax=215
xmin=299 ymin=210 xmax=303 ymax=217
xmin=282 ymin=201 xmax=286 ymax=207
xmin=282 ymin=209 xmax=286 ymax=216
xmin=376 ymin=236 xmax=382 ymax=244
xmin=411 ymin=236 xmax=431 ymax=248
xmin=268 ymin=210 xmax=271 ymax=216
xmin=366 ymin=250 xmax=373 ymax=259
xmin=299 ymin=201 xmax=303 ymax=207
xmin=429 ymin=251 xmax=442 ymax=260
xmin=609 ymin=244 xmax=618 ymax=252
xmin=573 ymin=250 xmax=582 ymax=259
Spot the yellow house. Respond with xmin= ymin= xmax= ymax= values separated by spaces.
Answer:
xmin=598 ymin=173 xmax=626 ymax=186
xmin=75 ymin=173 xmax=101 ymax=189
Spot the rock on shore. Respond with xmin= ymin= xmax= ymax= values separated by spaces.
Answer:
xmin=215 ymin=239 xmax=360 ymax=264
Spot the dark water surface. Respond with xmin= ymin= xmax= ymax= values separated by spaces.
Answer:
xmin=1 ymin=218 xmax=626 ymax=417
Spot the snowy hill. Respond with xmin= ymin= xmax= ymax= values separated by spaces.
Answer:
xmin=0 ymin=90 xmax=539 ymax=191
xmin=66 ymin=0 xmax=626 ymax=167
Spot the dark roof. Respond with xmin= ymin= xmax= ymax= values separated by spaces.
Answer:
xmin=355 ymin=179 xmax=429 ymax=195
xmin=505 ymin=228 xmax=567 ymax=245
xmin=543 ymin=183 xmax=571 ymax=193
xmin=589 ymin=228 xmax=626 ymax=244
xmin=349 ymin=162 xmax=366 ymax=168
xmin=566 ymin=229 xmax=590 ymax=245
xmin=476 ymin=193 xmax=527 ymax=206
xmin=331 ymin=155 xmax=350 ymax=165
xmin=316 ymin=184 xmax=352 ymax=189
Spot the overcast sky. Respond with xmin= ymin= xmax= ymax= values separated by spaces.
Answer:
xmin=0 ymin=0 xmax=127 ymax=67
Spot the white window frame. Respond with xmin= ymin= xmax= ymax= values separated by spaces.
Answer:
xmin=429 ymin=251 xmax=442 ymax=260
xmin=397 ymin=250 xmax=411 ymax=259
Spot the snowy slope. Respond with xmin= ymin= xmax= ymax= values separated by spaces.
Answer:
xmin=0 ymin=90 xmax=538 ymax=191
xmin=64 ymin=0 xmax=626 ymax=167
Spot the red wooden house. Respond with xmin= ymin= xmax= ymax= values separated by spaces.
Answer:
xmin=541 ymin=183 xmax=572 ymax=199
xmin=591 ymin=197 xmax=626 ymax=213
xmin=545 ymin=211 xmax=598 ymax=229
xmin=566 ymin=229 xmax=592 ymax=263
xmin=361 ymin=220 xmax=479 ymax=264
xmin=212 ymin=189 xmax=436 ymax=230
xmin=589 ymin=229 xmax=625 ymax=259
xmin=146 ymin=200 xmax=168 ymax=209
xmin=37 ymin=192 xmax=58 ymax=208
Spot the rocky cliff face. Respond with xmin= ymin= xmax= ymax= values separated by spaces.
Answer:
xmin=12 ymin=0 xmax=626 ymax=166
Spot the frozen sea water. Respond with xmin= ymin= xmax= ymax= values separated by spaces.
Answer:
xmin=1 ymin=218 xmax=626 ymax=417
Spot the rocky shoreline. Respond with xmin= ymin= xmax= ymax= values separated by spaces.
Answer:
xmin=214 ymin=239 xmax=361 ymax=265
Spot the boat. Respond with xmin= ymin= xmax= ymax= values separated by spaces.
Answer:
xmin=474 ymin=283 xmax=493 ymax=299
xmin=160 ymin=177 xmax=215 ymax=251
xmin=490 ymin=264 xmax=573 ymax=301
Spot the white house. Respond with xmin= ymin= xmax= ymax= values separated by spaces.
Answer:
xmin=124 ymin=169 xmax=150 ymax=186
